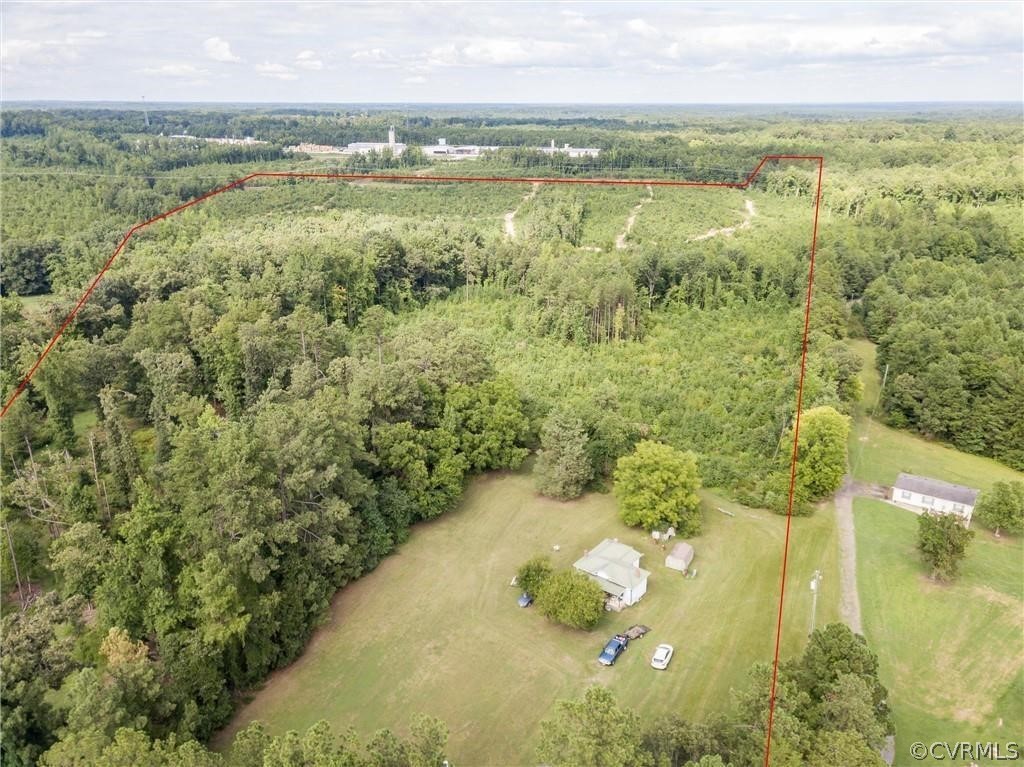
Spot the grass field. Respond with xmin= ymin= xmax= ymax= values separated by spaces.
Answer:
xmin=854 ymin=499 xmax=1023 ymax=766
xmin=848 ymin=339 xmax=1022 ymax=489
xmin=217 ymin=471 xmax=839 ymax=764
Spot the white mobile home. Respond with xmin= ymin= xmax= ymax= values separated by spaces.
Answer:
xmin=890 ymin=473 xmax=979 ymax=526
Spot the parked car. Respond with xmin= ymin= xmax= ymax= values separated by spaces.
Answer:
xmin=650 ymin=643 xmax=674 ymax=670
xmin=598 ymin=634 xmax=629 ymax=666
xmin=517 ymin=592 xmax=533 ymax=607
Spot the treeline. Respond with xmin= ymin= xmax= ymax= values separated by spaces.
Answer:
xmin=816 ymin=194 xmax=1024 ymax=469
xmin=4 ymin=623 xmax=891 ymax=766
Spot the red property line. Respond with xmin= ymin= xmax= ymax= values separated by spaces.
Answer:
xmin=0 ymin=155 xmax=824 ymax=766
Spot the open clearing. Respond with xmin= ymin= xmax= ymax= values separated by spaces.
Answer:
xmin=217 ymin=471 xmax=839 ymax=764
xmin=855 ymin=499 xmax=1023 ymax=765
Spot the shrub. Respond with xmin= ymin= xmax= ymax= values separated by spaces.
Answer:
xmin=517 ymin=556 xmax=554 ymax=597
xmin=535 ymin=570 xmax=605 ymax=630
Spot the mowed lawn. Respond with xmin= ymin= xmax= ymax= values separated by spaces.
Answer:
xmin=216 ymin=472 xmax=840 ymax=764
xmin=847 ymin=339 xmax=1022 ymax=489
xmin=855 ymin=499 xmax=1023 ymax=766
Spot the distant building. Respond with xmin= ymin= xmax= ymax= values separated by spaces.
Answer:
xmin=421 ymin=137 xmax=600 ymax=160
xmin=285 ymin=131 xmax=600 ymax=160
xmin=574 ymin=538 xmax=650 ymax=610
xmin=890 ymin=473 xmax=979 ymax=526
xmin=167 ymin=134 xmax=266 ymax=146
xmin=341 ymin=124 xmax=406 ymax=156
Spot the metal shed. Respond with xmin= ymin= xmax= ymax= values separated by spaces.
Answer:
xmin=665 ymin=542 xmax=694 ymax=573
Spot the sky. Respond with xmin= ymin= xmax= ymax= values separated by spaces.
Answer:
xmin=2 ymin=1 xmax=1021 ymax=104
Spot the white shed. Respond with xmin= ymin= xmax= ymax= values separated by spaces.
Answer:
xmin=665 ymin=542 xmax=694 ymax=573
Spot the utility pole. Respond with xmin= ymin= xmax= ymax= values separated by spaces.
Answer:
xmin=809 ymin=569 xmax=822 ymax=636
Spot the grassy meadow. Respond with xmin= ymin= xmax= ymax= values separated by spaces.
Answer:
xmin=217 ymin=471 xmax=839 ymax=764
xmin=855 ymin=499 xmax=1023 ymax=766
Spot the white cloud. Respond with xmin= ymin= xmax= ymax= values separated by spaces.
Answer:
xmin=203 ymin=37 xmax=241 ymax=63
xmin=351 ymin=47 xmax=396 ymax=65
xmin=1 ymin=1 xmax=1019 ymax=102
xmin=141 ymin=63 xmax=208 ymax=78
xmin=403 ymin=75 xmax=426 ymax=84
xmin=627 ymin=19 xmax=660 ymax=39
xmin=295 ymin=50 xmax=323 ymax=70
xmin=255 ymin=61 xmax=298 ymax=80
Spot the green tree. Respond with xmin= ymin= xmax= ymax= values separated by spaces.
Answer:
xmin=408 ymin=714 xmax=448 ymax=767
xmin=534 ymin=409 xmax=593 ymax=500
xmin=0 ymin=593 xmax=84 ymax=767
xmin=613 ymin=440 xmax=702 ymax=533
xmin=442 ymin=378 xmax=529 ymax=473
xmin=537 ymin=686 xmax=651 ymax=767
xmin=820 ymin=673 xmax=888 ymax=748
xmin=974 ymin=481 xmax=1024 ymax=536
xmin=806 ymin=730 xmax=885 ymax=767
xmin=535 ymin=570 xmax=606 ymax=630
xmin=517 ymin=556 xmax=554 ymax=598
xmin=49 ymin=522 xmax=112 ymax=599
xmin=791 ymin=406 xmax=850 ymax=501
xmin=917 ymin=512 xmax=974 ymax=581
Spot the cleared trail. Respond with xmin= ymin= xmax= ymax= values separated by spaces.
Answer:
xmin=614 ymin=184 xmax=654 ymax=249
xmin=689 ymin=198 xmax=757 ymax=242
xmin=504 ymin=182 xmax=540 ymax=239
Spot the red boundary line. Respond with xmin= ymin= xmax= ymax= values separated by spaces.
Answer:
xmin=0 ymin=156 xmax=824 ymax=766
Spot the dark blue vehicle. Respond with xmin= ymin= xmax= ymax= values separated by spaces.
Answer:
xmin=517 ymin=592 xmax=533 ymax=608
xmin=598 ymin=634 xmax=629 ymax=665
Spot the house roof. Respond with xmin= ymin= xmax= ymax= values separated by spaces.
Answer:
xmin=893 ymin=473 xmax=980 ymax=506
xmin=574 ymin=539 xmax=649 ymax=593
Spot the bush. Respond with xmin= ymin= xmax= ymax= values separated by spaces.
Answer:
xmin=917 ymin=512 xmax=974 ymax=581
xmin=517 ymin=556 xmax=554 ymax=597
xmin=535 ymin=570 xmax=605 ymax=630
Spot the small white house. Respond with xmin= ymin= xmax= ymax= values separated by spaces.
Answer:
xmin=573 ymin=539 xmax=650 ymax=609
xmin=890 ymin=473 xmax=979 ymax=526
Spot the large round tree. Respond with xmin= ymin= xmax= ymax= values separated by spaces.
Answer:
xmin=613 ymin=440 xmax=702 ymax=534
xmin=793 ymin=406 xmax=851 ymax=500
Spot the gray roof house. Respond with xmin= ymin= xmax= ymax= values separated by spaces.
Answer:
xmin=890 ymin=473 xmax=980 ymax=526
xmin=573 ymin=539 xmax=650 ymax=609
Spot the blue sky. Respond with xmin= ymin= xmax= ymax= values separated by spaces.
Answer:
xmin=2 ymin=1 xmax=1021 ymax=103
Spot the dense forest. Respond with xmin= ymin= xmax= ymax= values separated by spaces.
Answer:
xmin=1 ymin=105 xmax=1021 ymax=766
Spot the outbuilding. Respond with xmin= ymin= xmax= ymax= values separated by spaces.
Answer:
xmin=665 ymin=542 xmax=695 ymax=574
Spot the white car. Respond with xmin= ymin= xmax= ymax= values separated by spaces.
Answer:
xmin=650 ymin=644 xmax=674 ymax=670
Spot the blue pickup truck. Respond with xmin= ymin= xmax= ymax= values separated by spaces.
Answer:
xmin=598 ymin=634 xmax=629 ymax=666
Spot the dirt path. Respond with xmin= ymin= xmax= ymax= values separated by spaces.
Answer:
xmin=688 ymin=198 xmax=757 ymax=242
xmin=614 ymin=184 xmax=654 ymax=249
xmin=834 ymin=477 xmax=864 ymax=635
xmin=834 ymin=476 xmax=887 ymax=636
xmin=504 ymin=182 xmax=540 ymax=239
